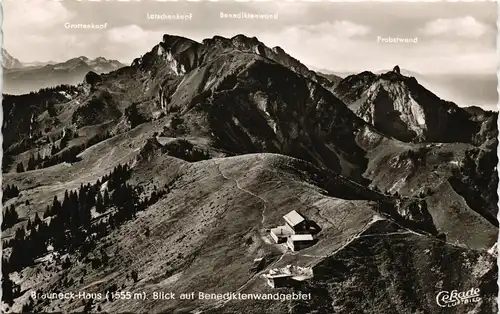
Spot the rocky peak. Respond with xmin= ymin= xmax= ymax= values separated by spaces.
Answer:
xmin=334 ymin=71 xmax=378 ymax=104
xmin=137 ymin=136 xmax=164 ymax=162
xmin=204 ymin=34 xmax=341 ymax=89
xmin=199 ymin=34 xmax=259 ymax=50
xmin=356 ymin=71 xmax=378 ymax=81
xmin=161 ymin=34 xmax=198 ymax=48
xmin=2 ymin=48 xmax=23 ymax=69
xmin=201 ymin=35 xmax=225 ymax=46
xmin=335 ymin=68 xmax=482 ymax=143
xmin=135 ymin=33 xmax=339 ymax=89
xmin=92 ymin=57 xmax=109 ymax=63
xmin=84 ymin=71 xmax=101 ymax=86
xmin=230 ymin=34 xmax=260 ymax=49
xmin=135 ymin=34 xmax=202 ymax=75
xmin=272 ymin=46 xmax=286 ymax=55
xmin=379 ymin=70 xmax=405 ymax=82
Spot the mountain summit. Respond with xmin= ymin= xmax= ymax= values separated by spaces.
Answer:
xmin=133 ymin=34 xmax=342 ymax=92
xmin=2 ymin=49 xmax=23 ymax=69
xmin=334 ymin=69 xmax=493 ymax=143
xmin=128 ymin=33 xmax=371 ymax=180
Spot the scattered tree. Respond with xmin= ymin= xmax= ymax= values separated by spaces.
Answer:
xmin=2 ymin=206 xmax=19 ymax=229
xmin=131 ymin=270 xmax=139 ymax=283
xmin=3 ymin=184 xmax=20 ymax=201
xmin=1 ymin=274 xmax=18 ymax=306
xmin=27 ymin=155 xmax=36 ymax=171
xmin=16 ymin=162 xmax=25 ymax=173
xmin=47 ymin=101 xmax=57 ymax=117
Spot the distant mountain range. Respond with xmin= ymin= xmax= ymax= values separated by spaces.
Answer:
xmin=2 ymin=49 xmax=125 ymax=95
xmin=1 ymin=34 xmax=497 ymax=314
xmin=307 ymin=65 xmax=354 ymax=79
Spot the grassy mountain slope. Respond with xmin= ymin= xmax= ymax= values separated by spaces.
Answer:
xmin=1 ymin=33 xmax=497 ymax=314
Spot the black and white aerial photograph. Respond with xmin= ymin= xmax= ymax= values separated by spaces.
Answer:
xmin=1 ymin=1 xmax=498 ymax=313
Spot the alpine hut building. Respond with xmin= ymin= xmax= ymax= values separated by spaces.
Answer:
xmin=270 ymin=210 xmax=315 ymax=251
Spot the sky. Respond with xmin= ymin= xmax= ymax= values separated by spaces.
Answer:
xmin=2 ymin=0 xmax=498 ymax=108
xmin=3 ymin=0 xmax=496 ymax=74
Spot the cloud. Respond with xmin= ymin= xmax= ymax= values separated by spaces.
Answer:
xmin=108 ymin=25 xmax=149 ymax=43
xmin=419 ymin=16 xmax=491 ymax=38
xmin=3 ymin=0 xmax=73 ymax=33
xmin=293 ymin=21 xmax=371 ymax=39
xmin=256 ymin=20 xmax=370 ymax=63
xmin=409 ymin=51 xmax=496 ymax=74
xmin=107 ymin=24 xmax=164 ymax=46
xmin=106 ymin=25 xmax=164 ymax=62
xmin=2 ymin=0 xmax=76 ymax=61
xmin=2 ymin=1 xmax=494 ymax=77
xmin=254 ymin=21 xmax=371 ymax=72
xmin=255 ymin=18 xmax=494 ymax=76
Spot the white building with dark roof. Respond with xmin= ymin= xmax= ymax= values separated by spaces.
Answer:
xmin=263 ymin=273 xmax=294 ymax=288
xmin=287 ymin=234 xmax=314 ymax=251
xmin=270 ymin=210 xmax=315 ymax=251
xmin=270 ymin=225 xmax=293 ymax=244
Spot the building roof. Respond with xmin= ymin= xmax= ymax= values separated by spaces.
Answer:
xmin=270 ymin=226 xmax=293 ymax=237
xmin=289 ymin=234 xmax=314 ymax=241
xmin=283 ymin=210 xmax=305 ymax=227
xmin=264 ymin=273 xmax=294 ymax=279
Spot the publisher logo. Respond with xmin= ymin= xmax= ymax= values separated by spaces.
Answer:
xmin=436 ymin=288 xmax=481 ymax=307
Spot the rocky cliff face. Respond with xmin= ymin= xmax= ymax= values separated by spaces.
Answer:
xmin=335 ymin=68 xmax=490 ymax=144
xmin=132 ymin=34 xmax=341 ymax=93
xmin=128 ymin=34 xmax=374 ymax=181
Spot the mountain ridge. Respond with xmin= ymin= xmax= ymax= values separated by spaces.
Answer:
xmin=132 ymin=34 xmax=342 ymax=92
xmin=334 ymin=67 xmax=497 ymax=144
